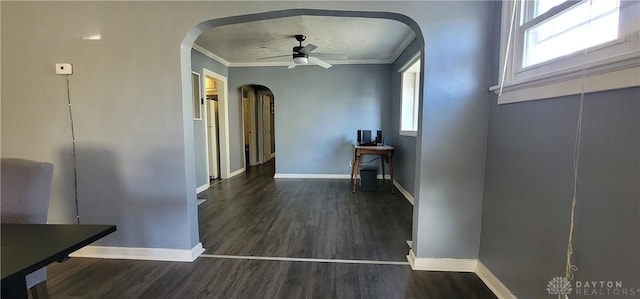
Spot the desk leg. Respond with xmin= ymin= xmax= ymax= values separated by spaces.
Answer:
xmin=352 ymin=155 xmax=360 ymax=193
xmin=380 ymin=154 xmax=386 ymax=191
xmin=350 ymin=156 xmax=356 ymax=192
xmin=1 ymin=275 xmax=28 ymax=299
xmin=388 ymin=153 xmax=395 ymax=193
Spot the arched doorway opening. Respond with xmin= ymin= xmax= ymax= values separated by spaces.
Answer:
xmin=181 ymin=8 xmax=424 ymax=257
xmin=239 ymin=84 xmax=276 ymax=171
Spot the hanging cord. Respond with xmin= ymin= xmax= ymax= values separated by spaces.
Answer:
xmin=564 ymin=0 xmax=596 ymax=294
xmin=66 ymin=75 xmax=81 ymax=224
xmin=499 ymin=0 xmax=518 ymax=96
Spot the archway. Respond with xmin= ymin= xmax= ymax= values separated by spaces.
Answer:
xmin=181 ymin=8 xmax=424 ymax=257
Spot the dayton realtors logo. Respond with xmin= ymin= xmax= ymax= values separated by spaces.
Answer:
xmin=547 ymin=276 xmax=573 ymax=295
xmin=547 ymin=277 xmax=640 ymax=296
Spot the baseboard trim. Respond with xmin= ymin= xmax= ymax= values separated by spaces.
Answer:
xmin=196 ymin=183 xmax=209 ymax=193
xmin=273 ymin=173 xmax=392 ymax=180
xmin=475 ymin=261 xmax=517 ymax=299
xmin=406 ymin=250 xmax=515 ymax=298
xmin=406 ymin=250 xmax=477 ymax=272
xmin=69 ymin=242 xmax=205 ymax=262
xmin=393 ymin=180 xmax=414 ymax=205
xmin=274 ymin=173 xmax=350 ymax=179
xmin=229 ymin=168 xmax=245 ymax=178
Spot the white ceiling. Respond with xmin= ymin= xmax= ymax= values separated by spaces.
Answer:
xmin=194 ymin=15 xmax=416 ymax=67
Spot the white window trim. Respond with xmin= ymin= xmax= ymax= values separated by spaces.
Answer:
xmin=493 ymin=0 xmax=640 ymax=104
xmin=192 ymin=71 xmax=202 ymax=120
xmin=399 ymin=54 xmax=421 ymax=137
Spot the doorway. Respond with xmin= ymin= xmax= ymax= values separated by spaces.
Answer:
xmin=203 ymin=68 xmax=230 ymax=181
xmin=204 ymin=74 xmax=221 ymax=180
xmin=259 ymin=91 xmax=275 ymax=163
xmin=240 ymin=85 xmax=275 ymax=167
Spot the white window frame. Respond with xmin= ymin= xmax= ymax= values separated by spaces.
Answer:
xmin=494 ymin=0 xmax=640 ymax=104
xmin=399 ymin=55 xmax=421 ymax=137
xmin=191 ymin=71 xmax=202 ymax=120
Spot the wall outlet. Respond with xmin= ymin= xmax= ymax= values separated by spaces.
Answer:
xmin=349 ymin=160 xmax=353 ymax=167
xmin=55 ymin=63 xmax=73 ymax=75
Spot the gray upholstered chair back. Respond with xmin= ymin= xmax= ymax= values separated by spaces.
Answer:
xmin=1 ymin=158 xmax=54 ymax=289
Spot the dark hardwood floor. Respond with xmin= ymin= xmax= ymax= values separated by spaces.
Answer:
xmin=45 ymin=160 xmax=496 ymax=298
xmin=197 ymin=159 xmax=413 ymax=261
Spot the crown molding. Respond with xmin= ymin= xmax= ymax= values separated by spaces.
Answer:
xmin=390 ymin=31 xmax=417 ymax=63
xmin=193 ymin=36 xmax=416 ymax=68
xmin=192 ymin=44 xmax=231 ymax=67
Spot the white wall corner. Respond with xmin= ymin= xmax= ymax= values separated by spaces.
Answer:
xmin=229 ymin=168 xmax=246 ymax=178
xmin=406 ymin=250 xmax=477 ymax=272
xmin=475 ymin=261 xmax=517 ymax=299
xmin=196 ymin=183 xmax=210 ymax=194
xmin=393 ymin=179 xmax=414 ymax=205
xmin=406 ymin=250 xmax=514 ymax=298
xmin=69 ymin=243 xmax=205 ymax=262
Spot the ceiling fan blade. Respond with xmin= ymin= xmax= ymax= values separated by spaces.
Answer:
xmin=308 ymin=56 xmax=332 ymax=69
xmin=256 ymin=54 xmax=290 ymax=60
xmin=288 ymin=61 xmax=297 ymax=69
xmin=299 ymin=44 xmax=318 ymax=55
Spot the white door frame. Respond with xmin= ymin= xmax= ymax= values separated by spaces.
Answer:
xmin=262 ymin=94 xmax=272 ymax=162
xmin=242 ymin=86 xmax=258 ymax=166
xmin=203 ymin=68 xmax=230 ymax=179
xmin=204 ymin=77 xmax=219 ymax=179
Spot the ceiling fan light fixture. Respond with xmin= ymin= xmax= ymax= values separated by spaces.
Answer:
xmin=293 ymin=56 xmax=308 ymax=65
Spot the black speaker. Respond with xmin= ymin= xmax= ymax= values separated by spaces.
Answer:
xmin=375 ymin=130 xmax=382 ymax=144
xmin=362 ymin=130 xmax=371 ymax=144
xmin=357 ymin=130 xmax=361 ymax=144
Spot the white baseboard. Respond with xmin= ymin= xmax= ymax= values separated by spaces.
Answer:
xmin=393 ymin=180 xmax=414 ymax=205
xmin=475 ymin=261 xmax=517 ymax=299
xmin=273 ymin=173 xmax=392 ymax=179
xmin=69 ymin=242 xmax=205 ymax=262
xmin=274 ymin=173 xmax=351 ymax=179
xmin=229 ymin=168 xmax=245 ymax=178
xmin=406 ymin=250 xmax=516 ymax=298
xmin=196 ymin=183 xmax=209 ymax=193
xmin=406 ymin=249 xmax=477 ymax=272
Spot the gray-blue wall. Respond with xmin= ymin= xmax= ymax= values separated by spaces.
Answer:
xmin=480 ymin=87 xmax=640 ymax=298
xmin=191 ymin=49 xmax=228 ymax=188
xmin=388 ymin=38 xmax=421 ymax=197
xmin=411 ymin=1 xmax=494 ymax=258
xmin=228 ymin=64 xmax=391 ymax=175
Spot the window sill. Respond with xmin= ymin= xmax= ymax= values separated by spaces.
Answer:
xmin=399 ymin=131 xmax=417 ymax=137
xmin=491 ymin=50 xmax=640 ymax=104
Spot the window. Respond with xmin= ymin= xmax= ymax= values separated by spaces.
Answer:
xmin=521 ymin=0 xmax=620 ymax=67
xmin=400 ymin=58 xmax=420 ymax=136
xmin=192 ymin=72 xmax=202 ymax=120
xmin=495 ymin=0 xmax=640 ymax=104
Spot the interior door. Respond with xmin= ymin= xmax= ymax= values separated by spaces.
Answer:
xmin=262 ymin=95 xmax=272 ymax=162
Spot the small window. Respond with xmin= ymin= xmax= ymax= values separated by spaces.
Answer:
xmin=400 ymin=59 xmax=420 ymax=136
xmin=192 ymin=72 xmax=202 ymax=120
xmin=520 ymin=0 xmax=620 ymax=68
xmin=495 ymin=0 xmax=639 ymax=104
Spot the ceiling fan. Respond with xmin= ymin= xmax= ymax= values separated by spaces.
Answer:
xmin=257 ymin=35 xmax=345 ymax=69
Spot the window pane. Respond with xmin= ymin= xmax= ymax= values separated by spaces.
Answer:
xmin=523 ymin=0 xmax=620 ymax=67
xmin=401 ymin=72 xmax=416 ymax=131
xmin=534 ymin=0 xmax=568 ymax=18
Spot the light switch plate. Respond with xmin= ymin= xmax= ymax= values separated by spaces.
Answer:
xmin=55 ymin=63 xmax=73 ymax=75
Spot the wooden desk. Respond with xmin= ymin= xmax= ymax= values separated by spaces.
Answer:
xmin=351 ymin=144 xmax=395 ymax=193
xmin=1 ymin=224 xmax=116 ymax=299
